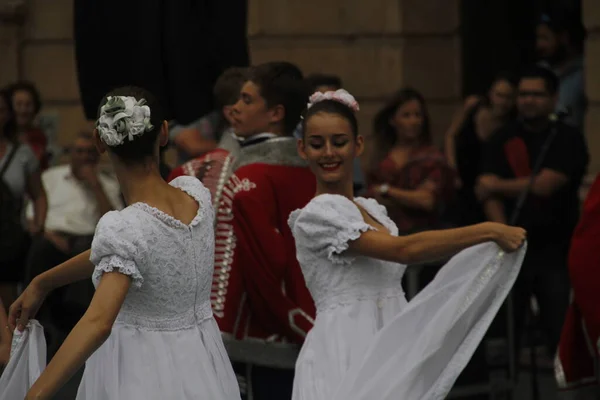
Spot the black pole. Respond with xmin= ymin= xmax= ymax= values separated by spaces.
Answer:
xmin=507 ymin=118 xmax=560 ymax=400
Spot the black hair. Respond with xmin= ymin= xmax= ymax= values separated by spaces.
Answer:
xmin=7 ymin=80 xmax=42 ymax=115
xmin=519 ymin=65 xmax=560 ymax=95
xmin=302 ymin=99 xmax=359 ymax=138
xmin=0 ymin=88 xmax=17 ymax=142
xmin=248 ymin=61 xmax=310 ymax=136
xmin=373 ymin=87 xmax=431 ymax=148
xmin=491 ymin=71 xmax=517 ymax=88
xmin=306 ymin=74 xmax=343 ymax=92
xmin=96 ymin=86 xmax=165 ymax=164
xmin=214 ymin=67 xmax=248 ymax=109
xmin=480 ymin=71 xmax=518 ymax=119
xmin=213 ymin=67 xmax=248 ymax=135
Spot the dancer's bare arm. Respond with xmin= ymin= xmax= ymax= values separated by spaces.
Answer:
xmin=348 ymin=222 xmax=525 ymax=265
xmin=25 ymin=272 xmax=130 ymax=400
xmin=9 ymin=249 xmax=94 ymax=331
xmin=34 ymin=249 xmax=94 ymax=293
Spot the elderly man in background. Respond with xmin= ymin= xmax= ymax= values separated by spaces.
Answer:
xmin=24 ymin=130 xmax=123 ymax=351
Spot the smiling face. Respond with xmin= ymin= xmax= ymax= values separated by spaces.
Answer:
xmin=298 ymin=112 xmax=363 ymax=186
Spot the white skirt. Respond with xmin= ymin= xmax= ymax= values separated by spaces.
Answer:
xmin=0 ymin=320 xmax=46 ymax=400
xmin=0 ymin=317 xmax=241 ymax=400
xmin=294 ymin=242 xmax=526 ymax=400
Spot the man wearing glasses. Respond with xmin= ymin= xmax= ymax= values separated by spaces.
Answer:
xmin=475 ymin=65 xmax=589 ymax=358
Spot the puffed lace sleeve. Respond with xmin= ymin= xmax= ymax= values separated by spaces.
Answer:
xmin=289 ymin=194 xmax=375 ymax=265
xmin=90 ymin=211 xmax=145 ymax=288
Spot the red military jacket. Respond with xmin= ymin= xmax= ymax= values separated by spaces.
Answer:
xmin=212 ymin=135 xmax=316 ymax=368
xmin=555 ymin=174 xmax=600 ymax=395
xmin=168 ymin=133 xmax=240 ymax=212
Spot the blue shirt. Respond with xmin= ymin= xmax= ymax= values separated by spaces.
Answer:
xmin=540 ymin=57 xmax=587 ymax=132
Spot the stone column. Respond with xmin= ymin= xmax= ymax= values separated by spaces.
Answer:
xmin=249 ymin=0 xmax=461 ymax=168
xmin=21 ymin=0 xmax=87 ymax=151
xmin=0 ymin=0 xmax=23 ymax=88
xmin=584 ymin=0 xmax=600 ymax=175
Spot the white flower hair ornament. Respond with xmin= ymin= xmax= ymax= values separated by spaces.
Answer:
xmin=96 ymin=96 xmax=154 ymax=147
xmin=307 ymin=89 xmax=360 ymax=112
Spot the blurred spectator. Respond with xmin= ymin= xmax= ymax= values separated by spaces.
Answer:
xmin=478 ymin=65 xmax=588 ymax=353
xmin=556 ymin=173 xmax=600 ymax=399
xmin=536 ymin=11 xmax=587 ymax=130
xmin=168 ymin=67 xmax=248 ymax=204
xmin=169 ymin=113 xmax=219 ymax=164
xmin=24 ymin=131 xmax=123 ymax=334
xmin=445 ymin=72 xmax=517 ymax=225
xmin=168 ymin=67 xmax=249 ymax=165
xmin=7 ymin=81 xmax=49 ymax=169
xmin=367 ymin=88 xmax=455 ymax=234
xmin=0 ymin=88 xmax=47 ymax=309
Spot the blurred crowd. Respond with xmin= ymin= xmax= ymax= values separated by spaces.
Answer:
xmin=0 ymin=8 xmax=594 ymax=399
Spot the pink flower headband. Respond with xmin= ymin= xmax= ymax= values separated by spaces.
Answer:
xmin=307 ymin=89 xmax=360 ymax=112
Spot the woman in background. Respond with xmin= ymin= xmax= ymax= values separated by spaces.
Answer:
xmin=8 ymin=81 xmax=49 ymax=170
xmin=445 ymin=73 xmax=517 ymax=225
xmin=367 ymin=88 xmax=455 ymax=234
xmin=0 ymin=88 xmax=46 ymax=313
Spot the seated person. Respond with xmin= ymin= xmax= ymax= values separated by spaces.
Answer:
xmin=24 ymin=131 xmax=123 ymax=338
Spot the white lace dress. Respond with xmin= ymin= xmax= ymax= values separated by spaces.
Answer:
xmin=74 ymin=176 xmax=239 ymax=399
xmin=288 ymin=194 xmax=526 ymax=400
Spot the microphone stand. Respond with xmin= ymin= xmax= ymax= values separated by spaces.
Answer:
xmin=508 ymin=112 xmax=563 ymax=400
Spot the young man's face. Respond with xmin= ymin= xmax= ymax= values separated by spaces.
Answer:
xmin=231 ymin=81 xmax=281 ymax=138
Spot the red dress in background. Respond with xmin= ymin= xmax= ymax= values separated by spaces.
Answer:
xmin=367 ymin=145 xmax=455 ymax=233
xmin=21 ymin=128 xmax=48 ymax=170
xmin=555 ymin=174 xmax=600 ymax=397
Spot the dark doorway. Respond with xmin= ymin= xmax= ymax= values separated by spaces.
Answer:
xmin=460 ymin=0 xmax=582 ymax=98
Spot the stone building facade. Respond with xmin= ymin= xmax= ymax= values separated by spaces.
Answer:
xmin=0 ymin=0 xmax=597 ymax=175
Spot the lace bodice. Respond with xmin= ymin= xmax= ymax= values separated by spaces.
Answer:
xmin=289 ymin=195 xmax=407 ymax=312
xmin=90 ymin=176 xmax=215 ymax=330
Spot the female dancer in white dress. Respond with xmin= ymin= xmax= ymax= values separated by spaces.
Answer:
xmin=288 ymin=90 xmax=527 ymax=400
xmin=6 ymin=87 xmax=240 ymax=399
